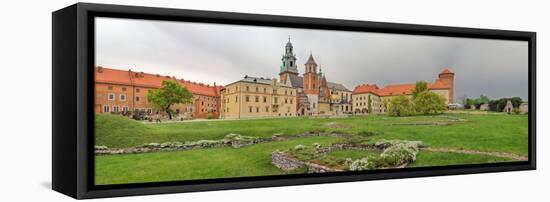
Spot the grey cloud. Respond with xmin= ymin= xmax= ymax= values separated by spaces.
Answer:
xmin=95 ymin=17 xmax=528 ymax=100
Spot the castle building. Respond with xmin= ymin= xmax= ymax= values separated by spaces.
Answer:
xmin=94 ymin=67 xmax=222 ymax=119
xmin=352 ymin=69 xmax=455 ymax=114
xmin=220 ymin=76 xmax=297 ymax=119
xmin=278 ymin=38 xmax=352 ymax=116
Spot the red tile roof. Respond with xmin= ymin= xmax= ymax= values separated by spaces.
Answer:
xmin=440 ymin=68 xmax=454 ymax=74
xmin=95 ymin=66 xmax=221 ymax=97
xmin=353 ymin=79 xmax=451 ymax=96
xmin=95 ymin=67 xmax=132 ymax=86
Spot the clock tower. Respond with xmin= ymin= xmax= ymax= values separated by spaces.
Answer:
xmin=279 ymin=36 xmax=299 ymax=84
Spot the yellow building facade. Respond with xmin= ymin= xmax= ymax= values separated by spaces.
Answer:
xmin=220 ymin=76 xmax=297 ymax=119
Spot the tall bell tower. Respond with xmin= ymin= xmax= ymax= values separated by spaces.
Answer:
xmin=303 ymin=53 xmax=319 ymax=95
xmin=279 ymin=36 xmax=298 ymax=84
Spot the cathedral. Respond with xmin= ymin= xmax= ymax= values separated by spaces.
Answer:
xmin=278 ymin=38 xmax=353 ymax=116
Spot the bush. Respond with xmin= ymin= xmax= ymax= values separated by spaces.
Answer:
xmin=413 ymin=91 xmax=446 ymax=115
xmin=380 ymin=141 xmax=421 ymax=165
xmin=347 ymin=139 xmax=424 ymax=170
xmin=312 ymin=143 xmax=321 ymax=149
xmin=131 ymin=109 xmax=147 ymax=120
xmin=294 ymin=144 xmax=306 ymax=150
xmin=388 ymin=95 xmax=414 ymax=117
xmin=349 ymin=157 xmax=370 ymax=171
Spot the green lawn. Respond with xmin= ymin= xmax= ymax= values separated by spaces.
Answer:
xmin=96 ymin=136 xmax=341 ymax=185
xmin=409 ymin=151 xmax=515 ymax=167
xmin=96 ymin=113 xmax=528 ymax=155
xmin=95 ymin=113 xmax=528 ymax=185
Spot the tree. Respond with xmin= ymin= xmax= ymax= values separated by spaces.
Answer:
xmin=382 ymin=98 xmax=389 ymax=112
xmin=412 ymin=81 xmax=428 ymax=99
xmin=488 ymin=97 xmax=523 ymax=112
xmin=465 ymin=98 xmax=476 ymax=109
xmin=147 ymin=80 xmax=193 ymax=120
xmin=388 ymin=95 xmax=414 ymax=117
xmin=367 ymin=95 xmax=372 ymax=114
xmin=413 ymin=91 xmax=447 ymax=115
xmin=478 ymin=95 xmax=490 ymax=104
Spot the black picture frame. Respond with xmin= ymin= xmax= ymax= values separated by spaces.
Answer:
xmin=52 ymin=2 xmax=536 ymax=199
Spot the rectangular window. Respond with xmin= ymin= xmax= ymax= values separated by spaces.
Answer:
xmin=120 ymin=94 xmax=126 ymax=101
xmin=103 ymin=105 xmax=110 ymax=113
xmin=108 ymin=86 xmax=113 ymax=90
xmin=263 ymin=96 xmax=267 ymax=103
xmin=290 ymin=98 xmax=293 ymax=104
xmin=265 ymin=106 xmax=269 ymax=112
xmin=256 ymin=107 xmax=259 ymax=112
xmin=136 ymin=97 xmax=140 ymax=102
xmin=122 ymin=106 xmax=129 ymax=112
xmin=122 ymin=87 xmax=127 ymax=91
xmin=235 ymin=96 xmax=238 ymax=103
xmin=274 ymin=97 xmax=278 ymax=103
xmin=136 ymin=88 xmax=140 ymax=93
xmin=255 ymin=96 xmax=259 ymax=102
xmin=249 ymin=106 xmax=252 ymax=112
xmin=108 ymin=93 xmax=115 ymax=101
xmin=113 ymin=106 xmax=120 ymax=112
xmin=245 ymin=96 xmax=250 ymax=102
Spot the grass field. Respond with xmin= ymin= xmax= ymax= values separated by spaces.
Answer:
xmin=95 ymin=113 xmax=528 ymax=185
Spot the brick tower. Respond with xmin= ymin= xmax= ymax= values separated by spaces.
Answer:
xmin=303 ymin=53 xmax=319 ymax=95
xmin=438 ymin=68 xmax=455 ymax=103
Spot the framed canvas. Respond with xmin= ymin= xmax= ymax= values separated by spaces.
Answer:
xmin=52 ymin=3 xmax=536 ymax=199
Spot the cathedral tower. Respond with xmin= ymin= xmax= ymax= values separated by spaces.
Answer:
xmin=279 ymin=36 xmax=298 ymax=84
xmin=303 ymin=53 xmax=319 ymax=95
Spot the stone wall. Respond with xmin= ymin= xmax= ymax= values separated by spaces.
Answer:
xmin=271 ymin=151 xmax=342 ymax=173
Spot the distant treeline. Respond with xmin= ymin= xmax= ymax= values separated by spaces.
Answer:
xmin=463 ymin=95 xmax=523 ymax=112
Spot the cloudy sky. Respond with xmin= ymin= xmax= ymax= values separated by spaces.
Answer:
xmin=95 ymin=17 xmax=528 ymax=101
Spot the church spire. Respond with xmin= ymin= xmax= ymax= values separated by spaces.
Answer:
xmin=279 ymin=36 xmax=298 ymax=75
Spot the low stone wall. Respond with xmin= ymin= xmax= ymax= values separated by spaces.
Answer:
xmin=96 ymin=132 xmax=365 ymax=156
xmin=271 ymin=132 xmax=353 ymax=141
xmin=95 ymin=141 xmax=230 ymax=155
xmin=329 ymin=143 xmax=379 ymax=151
xmin=271 ymin=151 xmax=342 ymax=173
xmin=271 ymin=152 xmax=305 ymax=171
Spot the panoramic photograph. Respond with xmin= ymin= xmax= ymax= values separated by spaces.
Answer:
xmin=93 ymin=17 xmax=529 ymax=185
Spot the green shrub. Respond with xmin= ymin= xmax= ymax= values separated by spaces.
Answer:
xmin=388 ymin=95 xmax=414 ymax=117
xmin=413 ymin=91 xmax=447 ymax=115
